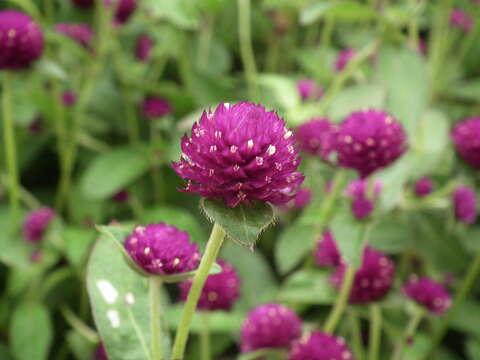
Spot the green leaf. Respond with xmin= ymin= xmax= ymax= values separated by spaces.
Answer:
xmin=10 ymin=303 xmax=53 ymax=360
xmin=64 ymin=227 xmax=96 ymax=269
xmin=446 ymin=79 xmax=480 ymax=101
xmin=80 ymin=145 xmax=151 ymax=199
xmin=146 ymin=0 xmax=200 ymax=29
xmin=330 ymin=211 xmax=366 ymax=268
xmin=369 ymin=215 xmax=413 ymax=254
xmin=34 ymin=59 xmax=67 ymax=80
xmin=278 ymin=269 xmax=336 ymax=304
xmin=299 ymin=1 xmax=378 ymax=25
xmin=66 ymin=331 xmax=96 ymax=360
xmin=258 ymin=74 xmax=301 ymax=112
xmin=466 ymin=338 xmax=480 ymax=360
xmin=299 ymin=3 xmax=331 ymax=25
xmin=200 ymin=199 xmax=275 ymax=249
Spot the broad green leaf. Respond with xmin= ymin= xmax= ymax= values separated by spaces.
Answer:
xmin=66 ymin=331 xmax=96 ymax=360
xmin=446 ymin=79 xmax=480 ymax=101
xmin=450 ymin=300 xmax=480 ymax=338
xmin=466 ymin=339 xmax=480 ymax=360
xmin=459 ymin=227 xmax=480 ymax=253
xmin=200 ymin=199 xmax=275 ymax=249
xmin=146 ymin=0 xmax=200 ymax=29
xmin=258 ymin=74 xmax=301 ymax=112
xmin=80 ymin=145 xmax=151 ymax=199
xmin=64 ymin=227 xmax=96 ymax=268
xmin=369 ymin=215 xmax=413 ymax=254
xmin=376 ymin=154 xmax=413 ymax=211
xmin=34 ymin=59 xmax=67 ymax=80
xmin=0 ymin=342 xmax=12 ymax=360
xmin=326 ymin=1 xmax=379 ymax=21
xmin=278 ymin=269 xmax=336 ymax=304
xmin=330 ymin=211 xmax=366 ymax=268
xmin=10 ymin=303 xmax=53 ymax=360
xmin=299 ymin=3 xmax=331 ymax=25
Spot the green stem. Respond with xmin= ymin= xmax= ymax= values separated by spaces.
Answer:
xmin=171 ymin=223 xmax=226 ymax=359
xmin=320 ymin=16 xmax=335 ymax=54
xmin=200 ymin=312 xmax=211 ymax=360
xmin=265 ymin=33 xmax=280 ymax=73
xmin=237 ymin=0 xmax=258 ymax=101
xmin=349 ymin=309 xmax=366 ymax=360
xmin=198 ymin=16 xmax=214 ymax=70
xmin=392 ymin=310 xmax=424 ymax=360
xmin=150 ymin=122 xmax=163 ymax=204
xmin=407 ymin=0 xmax=419 ymax=46
xmin=149 ymin=277 xmax=163 ymax=360
xmin=368 ymin=304 xmax=382 ymax=360
xmin=238 ymin=348 xmax=287 ymax=360
xmin=60 ymin=306 xmax=99 ymax=343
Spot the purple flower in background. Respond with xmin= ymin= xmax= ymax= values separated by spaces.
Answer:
xmin=135 ymin=34 xmax=154 ymax=62
xmin=345 ymin=178 xmax=382 ymax=219
xmin=241 ymin=303 xmax=302 ymax=352
xmin=289 ymin=332 xmax=354 ymax=360
xmin=314 ymin=230 xmax=341 ymax=268
xmin=179 ymin=260 xmax=240 ymax=311
xmin=28 ymin=115 xmax=43 ymax=134
xmin=452 ymin=185 xmax=477 ymax=224
xmin=292 ymin=188 xmax=312 ymax=209
xmin=72 ymin=0 xmax=95 ymax=9
xmin=62 ymin=91 xmax=77 ymax=107
xmin=296 ymin=79 xmax=324 ymax=101
xmin=331 ymin=247 xmax=395 ymax=304
xmin=450 ymin=9 xmax=474 ymax=33
xmin=23 ymin=207 xmax=55 ymax=243
xmin=414 ymin=177 xmax=433 ymax=197
xmin=172 ymin=102 xmax=304 ymax=207
xmin=335 ymin=49 xmax=356 ymax=72
xmin=30 ymin=250 xmax=43 ymax=263
xmin=94 ymin=343 xmax=108 ymax=360
xmin=403 ymin=276 xmax=452 ymax=315
xmin=105 ymin=0 xmax=138 ymax=24
xmin=337 ymin=109 xmax=407 ymax=177
xmin=418 ymin=39 xmax=427 ymax=56
xmin=55 ymin=23 xmax=94 ymax=49
xmin=0 ymin=10 xmax=44 ymax=70
xmin=295 ymin=118 xmax=338 ymax=162
xmin=112 ymin=190 xmax=129 ymax=204
xmin=451 ymin=117 xmax=480 ymax=169
xmin=141 ymin=96 xmax=173 ymax=119
xmin=124 ymin=223 xmax=200 ymax=275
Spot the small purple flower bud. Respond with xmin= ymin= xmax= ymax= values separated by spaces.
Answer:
xmin=314 ymin=230 xmax=341 ymax=268
xmin=172 ymin=102 xmax=304 ymax=208
xmin=335 ymin=49 xmax=356 ymax=72
xmin=28 ymin=115 xmax=43 ymax=134
xmin=295 ymin=118 xmax=338 ymax=161
xmin=331 ymin=247 xmax=395 ymax=304
xmin=104 ymin=0 xmax=137 ymax=24
xmin=23 ymin=207 xmax=55 ymax=243
xmin=112 ymin=190 xmax=129 ymax=204
xmin=345 ymin=178 xmax=382 ymax=220
xmin=241 ymin=303 xmax=302 ymax=352
xmin=289 ymin=332 xmax=354 ymax=360
xmin=135 ymin=34 xmax=154 ymax=62
xmin=337 ymin=109 xmax=407 ymax=177
xmin=141 ymin=96 xmax=173 ymax=119
xmin=451 ymin=117 xmax=480 ymax=169
xmin=62 ymin=91 xmax=77 ymax=107
xmin=452 ymin=185 xmax=477 ymax=224
xmin=30 ymin=250 xmax=43 ymax=263
xmin=94 ymin=343 xmax=108 ymax=360
xmin=72 ymin=0 xmax=95 ymax=9
xmin=417 ymin=39 xmax=427 ymax=56
xmin=179 ymin=260 xmax=240 ymax=311
xmin=403 ymin=276 xmax=452 ymax=315
xmin=0 ymin=10 xmax=44 ymax=70
xmin=414 ymin=177 xmax=433 ymax=197
xmin=55 ymin=23 xmax=94 ymax=49
xmin=124 ymin=223 xmax=200 ymax=275
xmin=450 ymin=9 xmax=474 ymax=33
xmin=296 ymin=79 xmax=323 ymax=101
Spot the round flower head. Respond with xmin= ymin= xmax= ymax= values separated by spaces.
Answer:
xmin=314 ymin=230 xmax=341 ymax=268
xmin=289 ymin=332 xmax=354 ymax=360
xmin=451 ymin=117 xmax=480 ymax=169
xmin=72 ymin=0 xmax=95 ymax=9
xmin=452 ymin=185 xmax=477 ymax=224
xmin=335 ymin=49 xmax=356 ymax=72
xmin=241 ymin=303 xmax=302 ymax=352
xmin=403 ymin=276 xmax=452 ymax=315
xmin=124 ymin=223 xmax=200 ymax=275
xmin=345 ymin=178 xmax=382 ymax=220
xmin=55 ymin=23 xmax=94 ymax=49
xmin=0 ymin=10 xmax=43 ymax=70
xmin=337 ymin=109 xmax=407 ymax=177
xmin=172 ymin=102 xmax=304 ymax=207
xmin=295 ymin=118 xmax=338 ymax=161
xmin=23 ymin=207 xmax=55 ymax=243
xmin=414 ymin=177 xmax=433 ymax=197
xmin=292 ymin=188 xmax=312 ymax=209
xmin=331 ymin=247 xmax=395 ymax=304
xmin=179 ymin=260 xmax=240 ymax=311
xmin=105 ymin=0 xmax=137 ymax=24
xmin=112 ymin=190 xmax=129 ymax=204
xmin=450 ymin=9 xmax=474 ymax=33
xmin=135 ymin=34 xmax=154 ymax=62
xmin=62 ymin=91 xmax=77 ymax=107
xmin=94 ymin=343 xmax=108 ymax=360
xmin=141 ymin=96 xmax=173 ymax=119
xmin=296 ymin=79 xmax=323 ymax=101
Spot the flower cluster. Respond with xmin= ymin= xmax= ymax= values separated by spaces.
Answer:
xmin=414 ymin=177 xmax=433 ymax=197
xmin=403 ymin=276 xmax=452 ymax=315
xmin=345 ymin=178 xmax=382 ymax=219
xmin=451 ymin=117 xmax=480 ymax=169
xmin=452 ymin=185 xmax=477 ymax=224
xmin=450 ymin=9 xmax=474 ymax=33
xmin=295 ymin=118 xmax=338 ymax=162
xmin=314 ymin=231 xmax=341 ymax=268
xmin=289 ymin=332 xmax=354 ymax=360
xmin=141 ymin=96 xmax=173 ymax=119
xmin=23 ymin=207 xmax=56 ymax=243
xmin=296 ymin=79 xmax=323 ymax=101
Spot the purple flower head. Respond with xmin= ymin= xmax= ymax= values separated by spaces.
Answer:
xmin=414 ymin=177 xmax=433 ymax=197
xmin=345 ymin=178 xmax=382 ymax=220
xmin=0 ymin=10 xmax=43 ymax=70
xmin=450 ymin=9 xmax=474 ymax=33
xmin=403 ymin=276 xmax=452 ymax=315
xmin=337 ymin=109 xmax=407 ymax=177
xmin=451 ymin=117 xmax=480 ymax=169
xmin=241 ymin=303 xmax=302 ymax=352
xmin=179 ymin=260 xmax=240 ymax=311
xmin=335 ymin=49 xmax=356 ymax=72
xmin=292 ymin=188 xmax=312 ymax=209
xmin=72 ymin=0 xmax=95 ymax=9
xmin=141 ymin=96 xmax=173 ymax=119
xmin=296 ymin=79 xmax=324 ymax=101
xmin=55 ymin=23 xmax=94 ymax=50
xmin=104 ymin=0 xmax=137 ymax=24
xmin=112 ymin=190 xmax=129 ymax=204
xmin=289 ymin=332 xmax=354 ymax=360
xmin=452 ymin=185 xmax=477 ymax=224
xmin=314 ymin=230 xmax=341 ymax=268
xmin=94 ymin=343 xmax=108 ymax=360
xmin=172 ymin=102 xmax=305 ymax=208
xmin=23 ymin=207 xmax=55 ymax=243
xmin=295 ymin=118 xmax=338 ymax=162
xmin=135 ymin=34 xmax=154 ymax=62
xmin=331 ymin=247 xmax=395 ymax=304
xmin=124 ymin=223 xmax=200 ymax=275
xmin=62 ymin=91 xmax=77 ymax=107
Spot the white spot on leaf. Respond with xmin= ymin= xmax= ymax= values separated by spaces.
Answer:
xmin=106 ymin=310 xmax=121 ymax=328
xmin=97 ymin=280 xmax=118 ymax=304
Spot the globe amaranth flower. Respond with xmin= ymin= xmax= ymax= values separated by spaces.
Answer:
xmin=55 ymin=23 xmax=94 ymax=49
xmin=172 ymin=102 xmax=304 ymax=207
xmin=124 ymin=223 xmax=200 ymax=275
xmin=450 ymin=9 xmax=474 ymax=33
xmin=72 ymin=0 xmax=94 ymax=9
xmin=451 ymin=117 xmax=480 ymax=169
xmin=0 ymin=10 xmax=43 ymax=70
xmin=291 ymin=188 xmax=312 ymax=209
xmin=345 ymin=178 xmax=382 ymax=220
xmin=337 ymin=109 xmax=407 ymax=177
xmin=331 ymin=247 xmax=395 ymax=304
xmin=135 ymin=34 xmax=154 ymax=62
xmin=296 ymin=79 xmax=323 ymax=101
xmin=62 ymin=91 xmax=77 ymax=107
xmin=94 ymin=343 xmax=108 ymax=360
xmin=179 ymin=260 xmax=240 ymax=311
xmin=112 ymin=190 xmax=129 ymax=204
xmin=241 ymin=303 xmax=302 ymax=353
xmin=314 ymin=230 xmax=341 ymax=268
xmin=289 ymin=332 xmax=354 ymax=360
xmin=295 ymin=118 xmax=338 ymax=162
xmin=104 ymin=0 xmax=137 ymax=24
xmin=403 ymin=276 xmax=452 ymax=315
xmin=414 ymin=177 xmax=433 ymax=197
xmin=452 ymin=185 xmax=477 ymax=224
xmin=23 ymin=207 xmax=55 ymax=243
xmin=335 ymin=49 xmax=356 ymax=72
xmin=141 ymin=96 xmax=173 ymax=119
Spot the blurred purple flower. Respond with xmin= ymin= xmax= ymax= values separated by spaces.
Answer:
xmin=289 ymin=332 xmax=354 ymax=360
xmin=345 ymin=178 xmax=382 ymax=219
xmin=141 ymin=96 xmax=173 ymax=119
xmin=403 ymin=276 xmax=452 ymax=315
xmin=450 ymin=9 xmax=474 ymax=33
xmin=104 ymin=0 xmax=137 ymax=24
xmin=314 ymin=230 xmax=341 ymax=268
xmin=55 ymin=23 xmax=94 ymax=49
xmin=112 ymin=190 xmax=129 ymax=204
xmin=28 ymin=115 xmax=43 ymax=134
xmin=62 ymin=91 xmax=77 ymax=107
xmin=414 ymin=177 xmax=433 ymax=197
xmin=451 ymin=117 xmax=480 ymax=169
xmin=452 ymin=185 xmax=477 ymax=224
xmin=94 ymin=343 xmax=108 ymax=360
xmin=135 ymin=34 xmax=154 ymax=62
xmin=296 ymin=79 xmax=323 ymax=101
xmin=295 ymin=118 xmax=338 ymax=162
xmin=335 ymin=49 xmax=356 ymax=72
xmin=23 ymin=207 xmax=55 ymax=243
